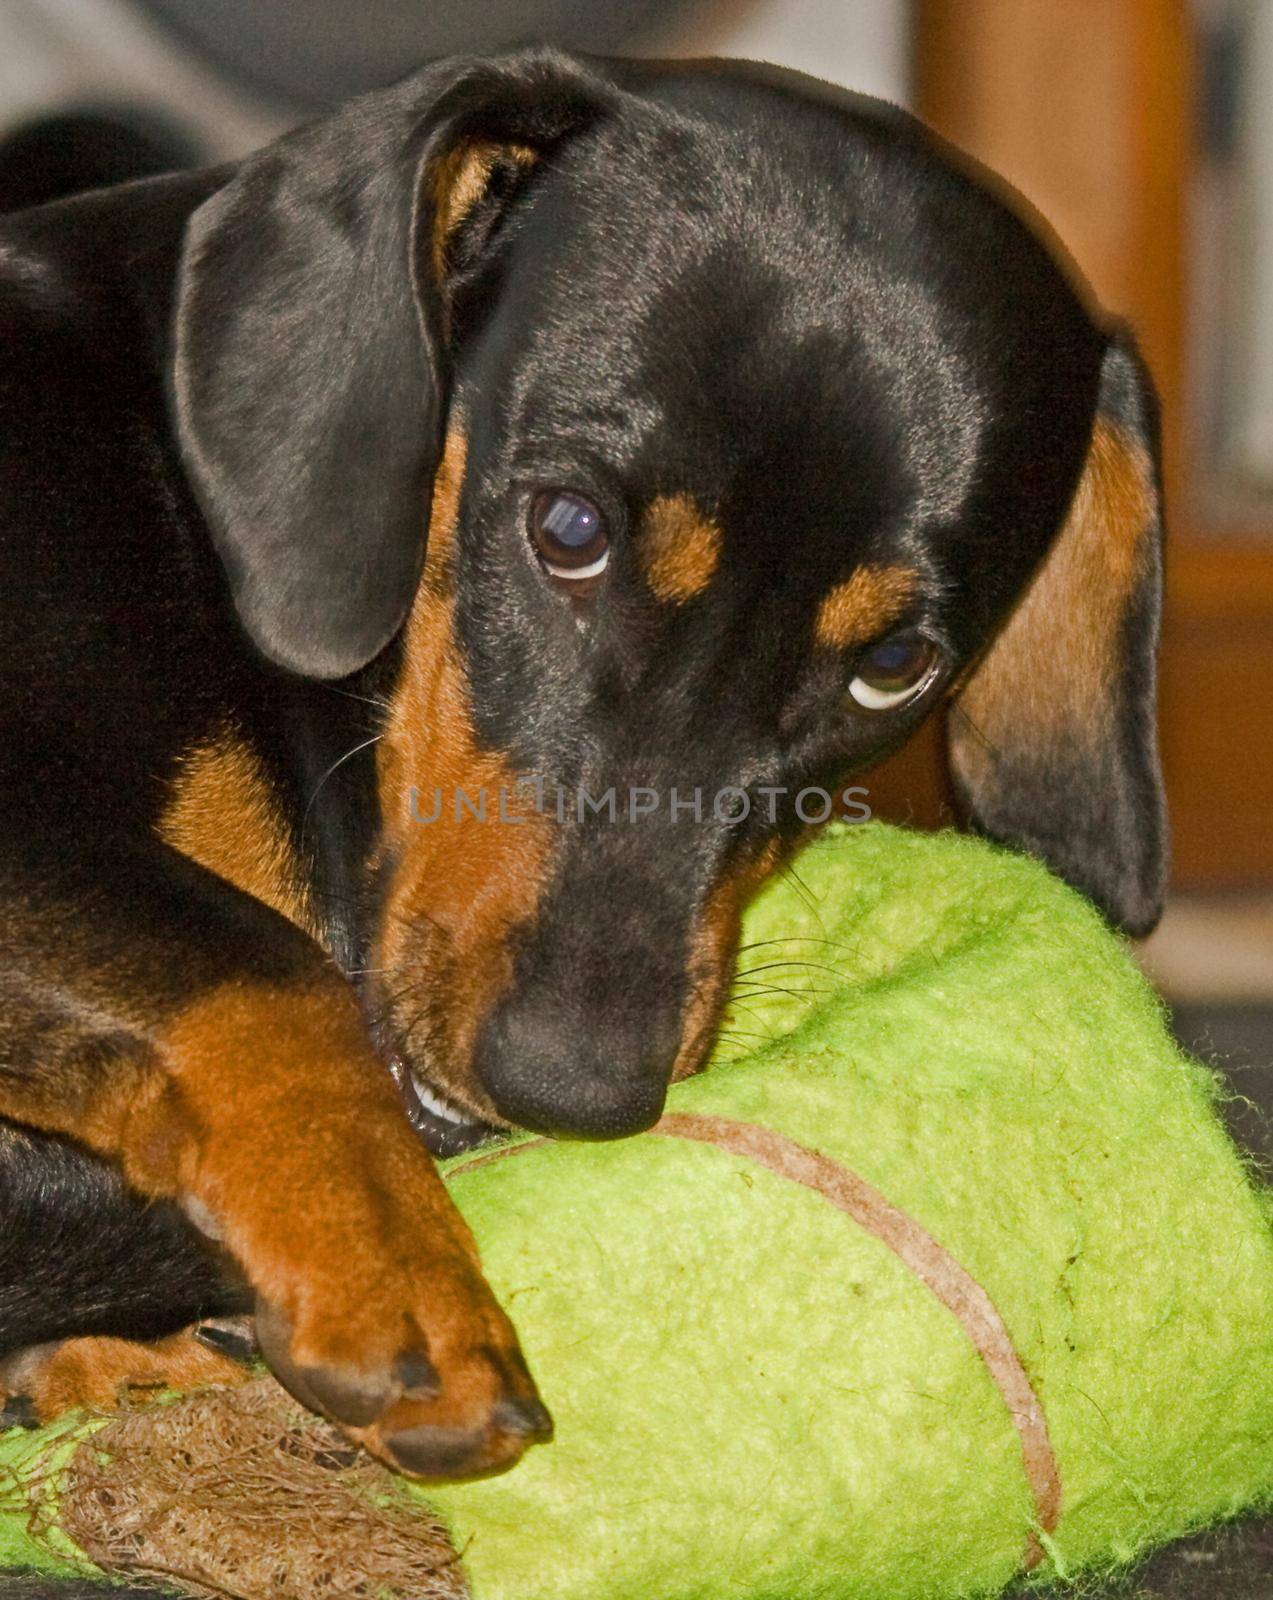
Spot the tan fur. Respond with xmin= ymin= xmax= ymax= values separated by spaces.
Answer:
xmin=7 ymin=1330 xmax=248 ymax=1422
xmin=953 ymin=418 xmax=1154 ymax=784
xmin=374 ymin=427 xmax=555 ymax=1119
xmin=671 ymin=839 xmax=784 ymax=1084
xmin=430 ymin=139 xmax=537 ymax=278
xmin=159 ymin=733 xmax=315 ymax=935
xmin=0 ymin=967 xmax=537 ymax=1474
xmin=163 ymin=978 xmax=532 ymax=1471
xmin=375 ymin=455 xmax=785 ymax=1107
xmin=640 ymin=494 xmax=723 ymax=604
xmin=813 ymin=566 xmax=918 ymax=650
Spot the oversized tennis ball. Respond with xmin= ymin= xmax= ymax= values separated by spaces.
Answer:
xmin=2 ymin=823 xmax=1270 ymax=1600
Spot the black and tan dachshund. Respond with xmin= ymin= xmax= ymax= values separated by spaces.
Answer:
xmin=0 ymin=49 xmax=1165 ymax=1491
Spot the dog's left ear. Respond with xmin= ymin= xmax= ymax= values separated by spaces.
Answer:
xmin=172 ymin=50 xmax=613 ymax=679
xmin=948 ymin=329 xmax=1167 ymax=936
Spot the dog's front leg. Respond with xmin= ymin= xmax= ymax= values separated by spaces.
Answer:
xmin=0 ymin=828 xmax=549 ymax=1480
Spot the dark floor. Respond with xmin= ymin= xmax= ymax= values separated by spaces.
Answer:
xmin=1173 ymin=1003 xmax=1273 ymax=1171
xmin=1008 ymin=1002 xmax=1273 ymax=1600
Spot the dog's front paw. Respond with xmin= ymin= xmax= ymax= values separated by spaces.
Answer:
xmin=194 ymin=1102 xmax=551 ymax=1481
xmin=161 ymin=986 xmax=550 ymax=1481
xmin=0 ymin=1329 xmax=252 ymax=1424
xmin=252 ymin=1233 xmax=551 ymax=1480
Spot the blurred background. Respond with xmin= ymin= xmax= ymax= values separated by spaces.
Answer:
xmin=0 ymin=5 xmax=1268 ymax=1590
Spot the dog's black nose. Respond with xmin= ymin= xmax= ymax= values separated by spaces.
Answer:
xmin=474 ymin=997 xmax=674 ymax=1139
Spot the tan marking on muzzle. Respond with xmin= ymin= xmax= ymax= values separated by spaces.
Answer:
xmin=670 ymin=838 xmax=784 ymax=1084
xmin=375 ymin=427 xmax=555 ymax=1111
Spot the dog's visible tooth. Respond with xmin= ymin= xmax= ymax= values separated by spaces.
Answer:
xmin=411 ymin=1075 xmax=467 ymax=1126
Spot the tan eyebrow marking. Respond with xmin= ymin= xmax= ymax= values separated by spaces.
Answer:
xmin=640 ymin=494 xmax=723 ymax=604
xmin=814 ymin=566 xmax=919 ymax=650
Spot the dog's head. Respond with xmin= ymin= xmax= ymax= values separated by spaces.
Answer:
xmin=173 ymin=51 xmax=1166 ymax=1147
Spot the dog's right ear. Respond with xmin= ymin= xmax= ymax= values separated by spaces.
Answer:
xmin=947 ymin=330 xmax=1168 ymax=936
xmin=172 ymin=50 xmax=614 ymax=679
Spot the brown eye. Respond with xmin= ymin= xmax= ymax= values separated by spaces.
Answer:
xmin=848 ymin=629 xmax=940 ymax=711
xmin=529 ymin=490 xmax=609 ymax=582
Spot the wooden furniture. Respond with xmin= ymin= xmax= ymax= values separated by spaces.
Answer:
xmin=870 ymin=0 xmax=1273 ymax=890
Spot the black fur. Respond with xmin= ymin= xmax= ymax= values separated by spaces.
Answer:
xmin=0 ymin=48 xmax=1165 ymax=1428
xmin=0 ymin=1124 xmax=244 ymax=1351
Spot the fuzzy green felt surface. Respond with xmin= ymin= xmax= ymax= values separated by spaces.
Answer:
xmin=0 ymin=1414 xmax=102 ymax=1576
xmin=2 ymin=823 xmax=1271 ymax=1599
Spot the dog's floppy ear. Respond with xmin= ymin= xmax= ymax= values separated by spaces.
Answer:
xmin=948 ymin=330 xmax=1167 ymax=936
xmin=172 ymin=51 xmax=611 ymax=678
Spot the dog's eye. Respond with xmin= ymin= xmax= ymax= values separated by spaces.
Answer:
xmin=529 ymin=491 xmax=609 ymax=583
xmin=847 ymin=630 xmax=940 ymax=711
